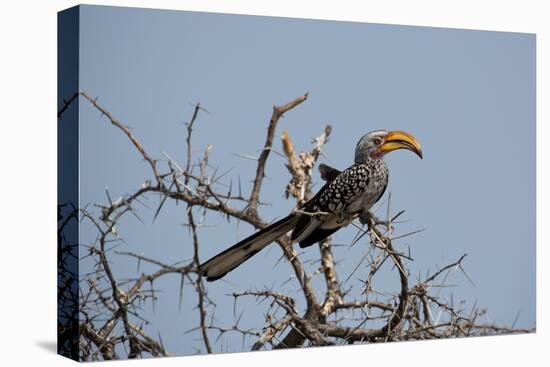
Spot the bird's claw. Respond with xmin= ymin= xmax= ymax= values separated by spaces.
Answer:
xmin=359 ymin=211 xmax=392 ymax=231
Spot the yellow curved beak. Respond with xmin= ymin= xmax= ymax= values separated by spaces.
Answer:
xmin=379 ymin=130 xmax=423 ymax=159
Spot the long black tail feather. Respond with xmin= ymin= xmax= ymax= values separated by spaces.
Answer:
xmin=199 ymin=214 xmax=299 ymax=281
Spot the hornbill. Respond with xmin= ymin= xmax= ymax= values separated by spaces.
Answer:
xmin=199 ymin=130 xmax=422 ymax=281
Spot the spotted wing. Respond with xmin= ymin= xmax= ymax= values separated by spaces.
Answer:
xmin=290 ymin=164 xmax=370 ymax=245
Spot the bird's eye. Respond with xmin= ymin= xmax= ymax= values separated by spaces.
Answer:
xmin=373 ymin=136 xmax=383 ymax=145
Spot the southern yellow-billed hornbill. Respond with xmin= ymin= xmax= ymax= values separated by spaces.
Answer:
xmin=199 ymin=130 xmax=422 ymax=281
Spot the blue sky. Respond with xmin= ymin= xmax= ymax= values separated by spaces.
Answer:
xmin=76 ymin=5 xmax=535 ymax=356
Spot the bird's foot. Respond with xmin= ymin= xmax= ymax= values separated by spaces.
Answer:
xmin=359 ymin=211 xmax=393 ymax=232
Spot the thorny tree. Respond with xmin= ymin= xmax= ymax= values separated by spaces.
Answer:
xmin=57 ymin=92 xmax=532 ymax=360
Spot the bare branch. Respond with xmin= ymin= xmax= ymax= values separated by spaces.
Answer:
xmin=248 ymin=93 xmax=308 ymax=212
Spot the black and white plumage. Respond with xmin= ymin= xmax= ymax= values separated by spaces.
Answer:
xmin=199 ymin=130 xmax=422 ymax=281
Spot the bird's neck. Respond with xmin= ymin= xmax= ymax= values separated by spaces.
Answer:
xmin=355 ymin=155 xmax=384 ymax=168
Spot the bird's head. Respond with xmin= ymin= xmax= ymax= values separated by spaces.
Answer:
xmin=355 ymin=130 xmax=423 ymax=163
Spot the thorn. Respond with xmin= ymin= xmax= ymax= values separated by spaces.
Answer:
xmin=391 ymin=210 xmax=406 ymax=222
xmin=153 ymin=180 xmax=175 ymax=223
xmin=179 ymin=274 xmax=185 ymax=310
